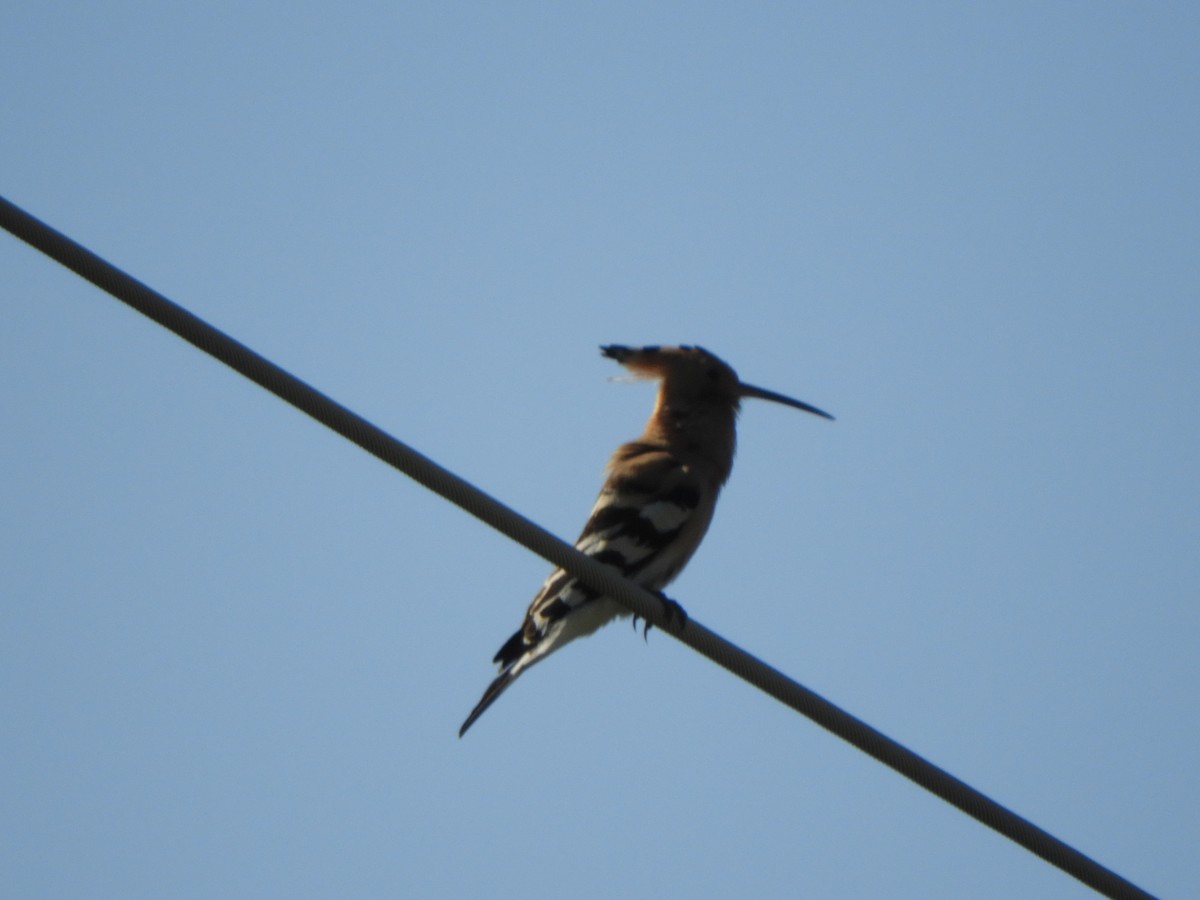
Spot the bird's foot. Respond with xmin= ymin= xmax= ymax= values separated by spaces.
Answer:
xmin=636 ymin=591 xmax=688 ymax=640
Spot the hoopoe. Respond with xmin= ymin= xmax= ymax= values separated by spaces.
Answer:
xmin=458 ymin=345 xmax=832 ymax=736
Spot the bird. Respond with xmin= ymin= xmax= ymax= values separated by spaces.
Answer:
xmin=458 ymin=344 xmax=832 ymax=736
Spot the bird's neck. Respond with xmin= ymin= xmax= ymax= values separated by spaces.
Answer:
xmin=642 ymin=397 xmax=738 ymax=489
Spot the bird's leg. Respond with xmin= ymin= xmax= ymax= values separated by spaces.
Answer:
xmin=640 ymin=591 xmax=688 ymax=640
xmin=659 ymin=591 xmax=688 ymax=627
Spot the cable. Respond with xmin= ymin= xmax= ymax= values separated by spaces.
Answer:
xmin=0 ymin=194 xmax=1153 ymax=899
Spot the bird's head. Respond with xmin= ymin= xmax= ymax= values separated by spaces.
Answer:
xmin=600 ymin=344 xmax=833 ymax=422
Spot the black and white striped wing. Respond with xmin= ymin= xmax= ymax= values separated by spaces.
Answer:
xmin=520 ymin=444 xmax=714 ymax=649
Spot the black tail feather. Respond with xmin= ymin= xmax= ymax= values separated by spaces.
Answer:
xmin=459 ymin=668 xmax=518 ymax=738
xmin=493 ymin=628 xmax=529 ymax=667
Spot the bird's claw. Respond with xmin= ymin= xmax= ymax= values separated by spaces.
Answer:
xmin=633 ymin=591 xmax=688 ymax=640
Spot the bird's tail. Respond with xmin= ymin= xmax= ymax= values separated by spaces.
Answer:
xmin=460 ymin=626 xmax=544 ymax=737
xmin=458 ymin=667 xmax=521 ymax=737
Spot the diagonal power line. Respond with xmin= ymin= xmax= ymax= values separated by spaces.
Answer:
xmin=0 ymin=194 xmax=1153 ymax=900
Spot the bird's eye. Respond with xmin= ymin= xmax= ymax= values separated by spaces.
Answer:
xmin=706 ymin=367 xmax=721 ymax=380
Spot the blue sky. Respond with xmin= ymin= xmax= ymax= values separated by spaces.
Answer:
xmin=2 ymin=3 xmax=1196 ymax=897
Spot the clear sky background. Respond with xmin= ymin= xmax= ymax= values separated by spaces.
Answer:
xmin=2 ymin=4 xmax=1196 ymax=898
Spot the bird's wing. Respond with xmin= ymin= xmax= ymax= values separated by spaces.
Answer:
xmin=460 ymin=446 xmax=718 ymax=737
xmin=518 ymin=443 xmax=712 ymax=645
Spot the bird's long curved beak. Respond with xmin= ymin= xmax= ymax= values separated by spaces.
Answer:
xmin=738 ymin=382 xmax=834 ymax=420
